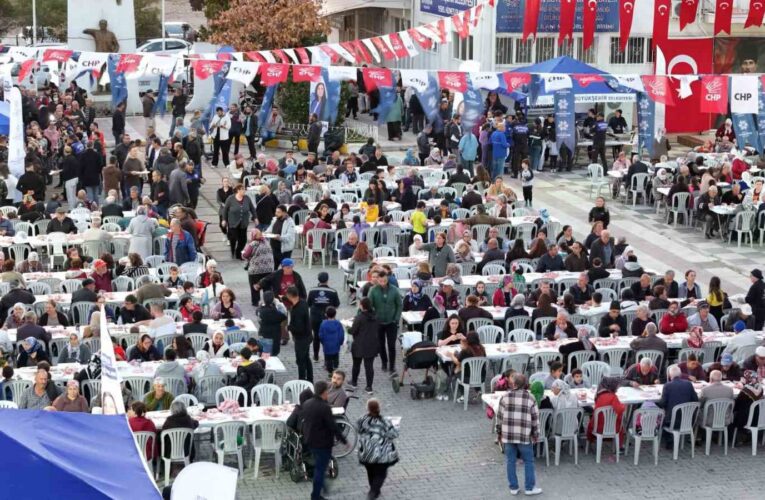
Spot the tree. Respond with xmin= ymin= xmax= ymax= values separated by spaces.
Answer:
xmin=208 ymin=0 xmax=329 ymax=52
xmin=134 ymin=0 xmax=162 ymax=45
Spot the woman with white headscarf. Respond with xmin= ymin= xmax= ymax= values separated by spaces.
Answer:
xmin=408 ymin=234 xmax=427 ymax=257
xmin=191 ymin=350 xmax=223 ymax=384
xmin=127 ymin=205 xmax=158 ymax=260
xmin=652 ymin=168 xmax=672 ymax=206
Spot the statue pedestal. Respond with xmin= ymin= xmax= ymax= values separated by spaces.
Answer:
xmin=68 ymin=0 xmax=141 ymax=114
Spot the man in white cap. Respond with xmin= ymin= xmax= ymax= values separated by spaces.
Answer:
xmin=16 ymin=252 xmax=43 ymax=273
xmin=435 ymin=279 xmax=460 ymax=310
xmin=742 ymin=346 xmax=765 ymax=376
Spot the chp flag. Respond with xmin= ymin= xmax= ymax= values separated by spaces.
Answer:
xmin=99 ymin=305 xmax=126 ymax=415
xmin=730 ymin=75 xmax=758 ymax=115
xmin=225 ymin=61 xmax=259 ymax=85
xmin=699 ymin=75 xmax=728 ymax=114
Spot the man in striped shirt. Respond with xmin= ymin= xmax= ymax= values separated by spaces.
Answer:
xmin=495 ymin=373 xmax=542 ymax=496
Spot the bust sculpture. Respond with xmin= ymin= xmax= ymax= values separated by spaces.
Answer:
xmin=83 ymin=20 xmax=120 ymax=53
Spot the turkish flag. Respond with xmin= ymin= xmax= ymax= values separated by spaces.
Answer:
xmin=618 ymin=0 xmax=636 ymax=51
xmin=296 ymin=47 xmax=310 ymax=64
xmin=582 ymin=0 xmax=597 ymax=51
xmin=428 ymin=19 xmax=448 ymax=44
xmin=715 ymin=0 xmax=733 ymax=35
xmin=271 ymin=49 xmax=290 ymax=65
xmin=452 ymin=13 xmax=469 ymax=39
xmin=522 ymin=0 xmax=541 ymax=42
xmin=388 ymin=33 xmax=410 ymax=59
xmin=559 ymin=0 xmax=576 ymax=46
xmin=699 ymin=75 xmax=729 ymax=114
xmin=352 ymin=40 xmax=373 ymax=63
xmin=657 ymin=37 xmax=713 ymax=133
xmin=371 ymin=37 xmax=395 ymax=60
xmin=291 ymin=65 xmax=322 ymax=83
xmin=192 ymin=59 xmax=225 ymax=80
xmin=745 ymin=0 xmax=765 ymax=28
xmin=679 ymin=0 xmax=700 ymax=30
xmin=259 ymin=63 xmax=289 ymax=86
xmin=245 ymin=51 xmax=265 ymax=63
xmin=438 ymin=71 xmax=468 ymax=93
xmin=653 ymin=0 xmax=671 ymax=49
xmin=641 ymin=75 xmax=675 ymax=106
xmin=42 ymin=48 xmax=73 ymax=63
xmin=362 ymin=67 xmax=393 ymax=91
xmin=502 ymin=72 xmax=531 ymax=92
xmin=116 ymin=54 xmax=143 ymax=74
xmin=17 ymin=59 xmax=36 ymax=82
xmin=407 ymin=28 xmax=432 ymax=50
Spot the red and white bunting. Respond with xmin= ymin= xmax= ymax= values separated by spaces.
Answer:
xmin=192 ymin=59 xmax=225 ymax=80
xmin=272 ymin=49 xmax=291 ymax=65
xmin=259 ymin=63 xmax=289 ymax=86
xmin=641 ymin=75 xmax=675 ymax=105
xmin=398 ymin=31 xmax=420 ymax=59
xmin=438 ymin=70 xmax=467 ymax=93
xmin=76 ymin=52 xmax=109 ymax=78
xmin=42 ymin=48 xmax=73 ymax=63
xmin=258 ymin=51 xmax=276 ymax=63
xmin=407 ymin=28 xmax=432 ymax=50
xmin=361 ymin=39 xmax=381 ymax=64
xmin=400 ymin=69 xmax=430 ymax=93
xmin=225 ymin=61 xmax=259 ymax=85
xmin=329 ymin=43 xmax=356 ymax=63
xmin=116 ymin=54 xmax=143 ymax=75
xmin=371 ymin=37 xmax=395 ymax=61
xmin=388 ymin=33 xmax=411 ymax=59
xmin=296 ymin=47 xmax=310 ymax=64
xmin=362 ymin=67 xmax=393 ymax=91
xmin=502 ymin=72 xmax=531 ymax=92
xmin=141 ymin=54 xmax=177 ymax=78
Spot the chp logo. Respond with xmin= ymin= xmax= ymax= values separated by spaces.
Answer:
xmin=646 ymin=77 xmax=667 ymax=98
xmin=704 ymin=78 xmax=724 ymax=101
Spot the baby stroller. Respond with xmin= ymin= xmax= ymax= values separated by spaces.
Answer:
xmin=283 ymin=427 xmax=339 ymax=483
xmin=391 ymin=337 xmax=439 ymax=400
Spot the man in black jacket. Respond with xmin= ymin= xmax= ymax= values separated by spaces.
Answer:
xmin=47 ymin=207 xmax=77 ymax=234
xmin=460 ymin=184 xmax=483 ymax=210
xmin=598 ymin=302 xmax=628 ymax=337
xmin=697 ymin=185 xmax=722 ymax=238
xmin=307 ymin=113 xmax=322 ymax=155
xmin=746 ymin=269 xmax=765 ymax=330
xmin=118 ymin=295 xmax=152 ymax=324
xmin=256 ymin=260 xmax=307 ymax=301
xmin=112 ymin=101 xmax=126 ymax=146
xmin=0 ymin=280 xmax=35 ymax=321
xmin=72 ymin=278 xmax=99 ymax=305
xmin=78 ymin=141 xmax=104 ymax=203
xmin=307 ymin=272 xmax=340 ymax=362
xmin=287 ymin=286 xmax=313 ymax=382
xmin=301 ymin=380 xmax=347 ymax=500
xmin=17 ymin=163 xmax=46 ymax=202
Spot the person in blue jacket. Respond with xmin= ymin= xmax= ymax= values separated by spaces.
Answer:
xmin=490 ymin=121 xmax=509 ymax=181
xmin=318 ymin=306 xmax=345 ymax=374
xmin=164 ymin=218 xmax=198 ymax=265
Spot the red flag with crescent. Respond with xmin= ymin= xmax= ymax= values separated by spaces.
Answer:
xmin=745 ymin=0 xmax=765 ymax=28
xmin=582 ymin=0 xmax=597 ymax=51
xmin=619 ymin=0 xmax=635 ymax=51
xmin=522 ymin=0 xmax=541 ymax=42
xmin=653 ymin=0 xmax=671 ymax=49
xmin=679 ymin=0 xmax=700 ymax=30
xmin=558 ymin=0 xmax=576 ymax=46
xmin=715 ymin=0 xmax=733 ymax=35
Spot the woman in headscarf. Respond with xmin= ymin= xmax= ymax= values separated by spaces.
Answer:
xmin=17 ymin=337 xmax=49 ymax=367
xmin=52 ymin=380 xmax=89 ymax=412
xmin=529 ymin=380 xmax=552 ymax=409
xmin=454 ymin=239 xmax=474 ymax=263
xmin=684 ymin=326 xmax=705 ymax=349
xmin=202 ymin=330 xmax=230 ymax=359
xmin=652 ymin=168 xmax=673 ymax=207
xmin=402 ymin=148 xmax=419 ymax=166
xmin=408 ymin=234 xmax=427 ymax=258
xmin=425 ymin=147 xmax=443 ymax=166
xmin=403 ymin=280 xmax=431 ymax=312
xmin=492 ymin=275 xmax=518 ymax=307
xmin=715 ymin=118 xmax=735 ymax=143
xmin=586 ymin=376 xmax=625 ymax=443
xmin=421 ymin=293 xmax=447 ymax=333
xmin=549 ymin=380 xmax=579 ymax=413
xmin=126 ymin=206 xmax=159 ymax=260
xmin=190 ymin=350 xmax=223 ymax=385
xmin=445 ymin=263 xmax=462 ymax=285
xmin=4 ymin=303 xmax=26 ymax=329
xmin=732 ymin=370 xmax=763 ymax=439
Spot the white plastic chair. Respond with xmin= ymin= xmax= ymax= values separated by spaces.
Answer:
xmin=304 ymin=229 xmax=332 ymax=268
xmin=567 ymin=350 xmax=595 ymax=372
xmin=173 ymin=394 xmax=200 ymax=408
xmin=586 ymin=406 xmax=621 ymax=463
xmin=453 ymin=357 xmax=488 ymax=410
xmin=599 ymin=347 xmax=631 ymax=375
xmin=553 ymin=408 xmax=584 ymax=466
xmin=530 ymin=352 xmax=561 ymax=373
xmin=732 ymin=399 xmax=765 ymax=456
xmin=636 ymin=350 xmax=665 ymax=372
xmin=251 ymin=420 xmax=285 ymax=479
xmin=482 ymin=263 xmax=506 ymax=276
xmin=215 ymin=385 xmax=247 ymax=407
xmin=500 ymin=353 xmax=529 ymax=374
xmin=624 ymin=407 xmax=664 ymax=465
xmin=588 ymin=164 xmax=606 ymax=198
xmin=581 ymin=361 xmax=610 ymax=389
xmin=185 ymin=333 xmax=208 ymax=354
xmin=666 ymin=402 xmax=700 ymax=460
xmin=61 ymin=279 xmax=83 ymax=294
xmin=728 ymin=210 xmax=756 ymax=247
xmin=163 ymin=377 xmax=187 ymax=397
xmin=213 ymin=421 xmax=246 ymax=475
xmin=628 ymin=172 xmax=649 ymax=206
xmin=124 ymin=376 xmax=153 ymax=402
xmin=5 ymin=380 xmax=30 ymax=406
xmin=476 ymin=325 xmax=503 ymax=344
xmin=283 ymin=380 xmax=313 ymax=404
xmin=159 ymin=428 xmax=194 ymax=484
xmin=668 ymin=192 xmax=691 ymax=226
xmin=702 ymin=398 xmax=733 ymax=456
xmin=250 ymin=384 xmax=283 ymax=407
xmin=133 ymin=431 xmax=157 ymax=475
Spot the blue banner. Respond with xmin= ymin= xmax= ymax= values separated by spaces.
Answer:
xmin=258 ymin=84 xmax=279 ymax=129
xmin=152 ymin=74 xmax=169 ymax=117
xmin=554 ymin=88 xmax=575 ymax=154
xmin=527 ymin=74 xmax=543 ymax=107
xmin=496 ymin=0 xmax=619 ymax=34
xmin=373 ymin=86 xmax=399 ymax=125
xmin=107 ymin=54 xmax=127 ymax=107
xmin=758 ymin=80 xmax=765 ymax=155
xmin=461 ymin=78 xmax=483 ymax=130
xmin=324 ymin=68 xmax=341 ymax=125
xmin=636 ymin=92 xmax=655 ymax=158
xmin=415 ymin=74 xmax=442 ymax=132
xmin=201 ymin=46 xmax=235 ymax=133
xmin=420 ymin=0 xmax=475 ymax=17
xmin=732 ymin=113 xmax=762 ymax=152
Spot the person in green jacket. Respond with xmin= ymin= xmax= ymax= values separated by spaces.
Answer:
xmin=368 ymin=271 xmax=402 ymax=374
xmin=143 ymin=377 xmax=175 ymax=411
xmin=385 ymin=92 xmax=404 ymax=141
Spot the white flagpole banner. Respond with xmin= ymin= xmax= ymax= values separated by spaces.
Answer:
xmin=361 ymin=39 xmax=381 ymax=64
xmin=2 ymin=79 xmax=25 ymax=178
xmin=730 ymin=75 xmax=758 ymax=115
xmin=99 ymin=306 xmax=126 ymax=415
xmin=398 ymin=31 xmax=420 ymax=58
xmin=400 ymin=69 xmax=429 ymax=93
xmin=542 ymin=74 xmax=573 ymax=91
xmin=141 ymin=55 xmax=177 ymax=78
xmin=472 ymin=71 xmax=500 ymax=90
xmin=327 ymin=66 xmax=357 ymax=82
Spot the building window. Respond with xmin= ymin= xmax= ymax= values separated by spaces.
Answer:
xmin=610 ymin=36 xmax=651 ymax=64
xmin=558 ymin=39 xmax=574 ymax=58
xmin=496 ymin=37 xmax=513 ymax=65
xmin=535 ymin=37 xmax=555 ymax=62
xmin=515 ymin=39 xmax=532 ymax=64
xmin=392 ymin=17 xmax=410 ymax=33
xmin=452 ymin=33 xmax=474 ymax=60
xmin=609 ymin=38 xmax=625 ymax=65
xmin=576 ymin=38 xmax=596 ymax=64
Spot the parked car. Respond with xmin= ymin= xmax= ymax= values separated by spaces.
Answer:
xmin=136 ymin=38 xmax=191 ymax=56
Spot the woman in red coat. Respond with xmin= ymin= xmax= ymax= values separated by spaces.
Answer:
xmin=492 ymin=275 xmax=517 ymax=307
xmin=128 ymin=401 xmax=158 ymax=459
xmin=587 ymin=376 xmax=625 ymax=444
xmin=659 ymin=303 xmax=688 ymax=334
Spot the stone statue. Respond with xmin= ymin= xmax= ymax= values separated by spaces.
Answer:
xmin=83 ymin=20 xmax=120 ymax=53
